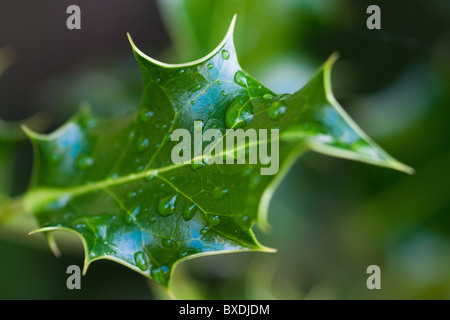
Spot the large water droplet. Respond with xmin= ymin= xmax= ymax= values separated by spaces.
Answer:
xmin=162 ymin=238 xmax=176 ymax=248
xmin=134 ymin=251 xmax=148 ymax=271
xmin=221 ymin=50 xmax=230 ymax=60
xmin=157 ymin=194 xmax=178 ymax=217
xmin=263 ymin=93 xmax=274 ymax=100
xmin=179 ymin=69 xmax=185 ymax=75
xmin=207 ymin=63 xmax=213 ymax=70
xmin=234 ymin=71 xmax=248 ymax=87
xmin=125 ymin=205 xmax=140 ymax=224
xmin=131 ymin=205 xmax=140 ymax=216
xmin=208 ymin=215 xmax=220 ymax=226
xmin=183 ymin=203 xmax=198 ymax=221
xmin=150 ymin=265 xmax=170 ymax=285
xmin=214 ymin=187 xmax=228 ymax=200
xmin=268 ymin=101 xmax=287 ymax=120
xmin=76 ymin=156 xmax=94 ymax=170
xmin=136 ymin=136 xmax=149 ymax=152
xmin=225 ymin=96 xmax=253 ymax=129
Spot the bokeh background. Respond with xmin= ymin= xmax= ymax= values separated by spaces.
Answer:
xmin=0 ymin=0 xmax=449 ymax=299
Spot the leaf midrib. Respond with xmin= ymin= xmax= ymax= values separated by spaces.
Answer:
xmin=25 ymin=132 xmax=282 ymax=214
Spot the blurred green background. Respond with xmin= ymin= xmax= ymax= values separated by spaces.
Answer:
xmin=0 ymin=0 xmax=449 ymax=299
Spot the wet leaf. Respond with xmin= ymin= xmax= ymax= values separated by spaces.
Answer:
xmin=23 ymin=16 xmax=411 ymax=289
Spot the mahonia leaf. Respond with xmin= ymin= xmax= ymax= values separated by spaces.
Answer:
xmin=22 ymin=16 xmax=412 ymax=289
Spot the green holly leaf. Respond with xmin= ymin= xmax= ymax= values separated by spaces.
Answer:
xmin=23 ymin=16 xmax=412 ymax=289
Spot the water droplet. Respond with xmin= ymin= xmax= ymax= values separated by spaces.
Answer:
xmin=221 ymin=90 xmax=226 ymax=96
xmin=150 ymin=266 xmax=170 ymax=285
xmin=207 ymin=63 xmax=213 ymax=70
xmin=268 ymin=101 xmax=287 ymax=120
xmin=191 ymin=100 xmax=195 ymax=105
xmin=139 ymin=108 xmax=154 ymax=122
xmin=263 ymin=93 xmax=274 ymax=100
xmin=234 ymin=71 xmax=248 ymax=87
xmin=125 ymin=205 xmax=140 ymax=224
xmin=149 ymin=213 xmax=157 ymax=223
xmin=221 ymin=50 xmax=230 ymax=60
xmin=76 ymin=156 xmax=94 ymax=170
xmin=136 ymin=136 xmax=149 ymax=152
xmin=217 ymin=80 xmax=221 ymax=85
xmin=126 ymin=190 xmax=137 ymax=199
xmin=225 ymin=96 xmax=253 ymax=128
xmin=146 ymin=171 xmax=158 ymax=181
xmin=214 ymin=187 xmax=228 ymax=200
xmin=183 ymin=203 xmax=197 ymax=221
xmin=157 ymin=194 xmax=178 ymax=217
xmin=156 ymin=78 xmax=161 ymax=83
xmin=180 ymin=251 xmax=189 ymax=257
xmin=240 ymin=215 xmax=251 ymax=227
xmin=134 ymin=251 xmax=148 ymax=271
xmin=132 ymin=205 xmax=140 ymax=215
xmin=162 ymin=238 xmax=176 ymax=248
xmin=200 ymin=227 xmax=209 ymax=235
xmin=179 ymin=69 xmax=185 ymax=75
xmin=208 ymin=215 xmax=220 ymax=226
xmin=109 ymin=173 xmax=119 ymax=180
xmin=279 ymin=93 xmax=291 ymax=101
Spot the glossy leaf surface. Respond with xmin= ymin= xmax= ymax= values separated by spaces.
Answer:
xmin=23 ymin=17 xmax=411 ymax=288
